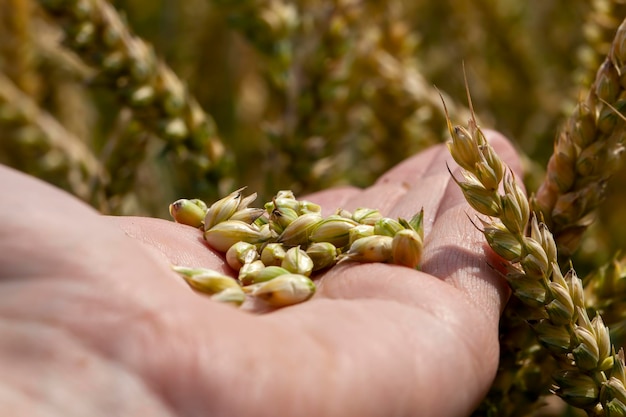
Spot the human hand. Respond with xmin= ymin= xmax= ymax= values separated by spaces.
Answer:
xmin=0 ymin=130 xmax=521 ymax=417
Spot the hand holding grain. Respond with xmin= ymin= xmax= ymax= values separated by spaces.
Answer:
xmin=0 ymin=131 xmax=521 ymax=417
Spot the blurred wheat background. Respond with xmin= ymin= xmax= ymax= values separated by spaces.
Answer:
xmin=2 ymin=0 xmax=626 ymax=415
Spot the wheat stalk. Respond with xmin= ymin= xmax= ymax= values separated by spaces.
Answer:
xmin=0 ymin=0 xmax=39 ymax=95
xmin=0 ymin=71 xmax=104 ymax=200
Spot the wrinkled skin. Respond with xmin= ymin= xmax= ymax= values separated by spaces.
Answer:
xmin=0 ymin=131 xmax=521 ymax=417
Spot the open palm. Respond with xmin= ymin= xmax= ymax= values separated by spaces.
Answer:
xmin=0 ymin=131 xmax=520 ymax=417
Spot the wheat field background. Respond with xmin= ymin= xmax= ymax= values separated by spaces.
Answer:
xmin=3 ymin=1 xmax=626 ymax=415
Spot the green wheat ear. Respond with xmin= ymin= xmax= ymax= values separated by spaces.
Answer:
xmin=444 ymin=72 xmax=626 ymax=414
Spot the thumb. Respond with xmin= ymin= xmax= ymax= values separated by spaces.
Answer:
xmin=421 ymin=129 xmax=523 ymax=328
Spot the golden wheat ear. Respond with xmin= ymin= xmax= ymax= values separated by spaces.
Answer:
xmin=533 ymin=17 xmax=626 ymax=262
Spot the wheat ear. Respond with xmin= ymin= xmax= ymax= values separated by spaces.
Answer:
xmin=445 ymin=87 xmax=626 ymax=415
xmin=533 ymin=16 xmax=626 ymax=260
xmin=36 ymin=0 xmax=228 ymax=194
xmin=0 ymin=71 xmax=103 ymax=200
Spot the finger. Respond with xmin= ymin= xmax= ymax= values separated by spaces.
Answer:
xmin=383 ymin=129 xmax=523 ymax=232
xmin=327 ymin=145 xmax=448 ymax=214
xmin=419 ymin=131 xmax=523 ymax=325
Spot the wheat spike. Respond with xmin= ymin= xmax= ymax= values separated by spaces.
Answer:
xmin=446 ymin=89 xmax=625 ymax=415
xmin=0 ymin=71 xmax=103 ymax=200
xmin=36 ymin=0 xmax=229 ymax=197
xmin=533 ymin=16 xmax=626 ymax=260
